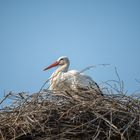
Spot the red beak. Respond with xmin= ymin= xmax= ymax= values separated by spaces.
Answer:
xmin=43 ymin=61 xmax=59 ymax=71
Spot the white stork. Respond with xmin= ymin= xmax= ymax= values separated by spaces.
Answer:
xmin=43 ymin=56 xmax=103 ymax=96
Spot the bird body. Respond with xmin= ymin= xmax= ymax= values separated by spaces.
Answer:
xmin=44 ymin=56 xmax=102 ymax=95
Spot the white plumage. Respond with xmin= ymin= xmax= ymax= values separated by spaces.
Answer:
xmin=44 ymin=56 xmax=102 ymax=95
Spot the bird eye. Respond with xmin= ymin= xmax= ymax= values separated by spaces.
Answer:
xmin=60 ymin=58 xmax=64 ymax=61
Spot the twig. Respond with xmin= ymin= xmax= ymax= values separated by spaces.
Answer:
xmin=0 ymin=92 xmax=12 ymax=105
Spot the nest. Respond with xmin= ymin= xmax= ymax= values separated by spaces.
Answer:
xmin=0 ymin=87 xmax=140 ymax=140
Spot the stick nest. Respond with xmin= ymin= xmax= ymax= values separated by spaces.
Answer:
xmin=0 ymin=88 xmax=140 ymax=140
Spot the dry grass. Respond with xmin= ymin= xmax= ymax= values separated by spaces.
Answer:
xmin=0 ymin=84 xmax=140 ymax=140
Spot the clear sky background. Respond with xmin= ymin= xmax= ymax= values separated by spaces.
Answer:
xmin=0 ymin=0 xmax=140 ymax=96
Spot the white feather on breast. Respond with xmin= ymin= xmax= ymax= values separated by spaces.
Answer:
xmin=49 ymin=70 xmax=100 ymax=92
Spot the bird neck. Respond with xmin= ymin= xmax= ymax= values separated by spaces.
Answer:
xmin=58 ymin=63 xmax=69 ymax=72
xmin=52 ymin=63 xmax=69 ymax=77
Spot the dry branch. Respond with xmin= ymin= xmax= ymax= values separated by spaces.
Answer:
xmin=0 ymin=85 xmax=140 ymax=140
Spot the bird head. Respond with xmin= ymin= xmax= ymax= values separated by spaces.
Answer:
xmin=43 ymin=56 xmax=70 ymax=71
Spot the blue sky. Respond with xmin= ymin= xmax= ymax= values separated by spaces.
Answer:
xmin=0 ymin=0 xmax=140 ymax=96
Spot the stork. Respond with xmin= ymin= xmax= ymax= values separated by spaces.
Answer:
xmin=43 ymin=56 xmax=103 ymax=96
